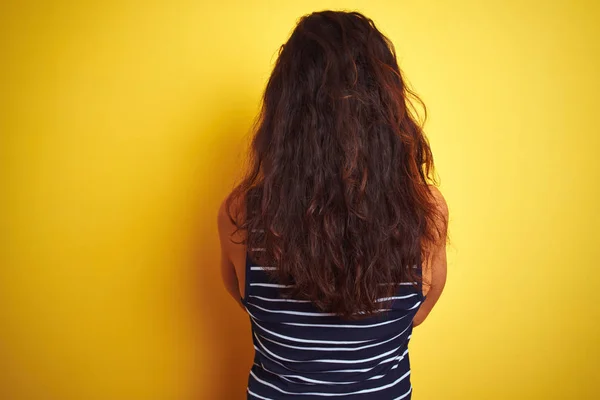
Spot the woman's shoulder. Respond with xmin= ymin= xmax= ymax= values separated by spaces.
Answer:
xmin=217 ymin=192 xmax=247 ymax=247
xmin=428 ymin=185 xmax=448 ymax=217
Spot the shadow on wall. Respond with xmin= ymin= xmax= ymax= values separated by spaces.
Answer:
xmin=185 ymin=100 xmax=257 ymax=399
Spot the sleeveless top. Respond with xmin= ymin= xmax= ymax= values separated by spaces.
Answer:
xmin=241 ymin=253 xmax=425 ymax=399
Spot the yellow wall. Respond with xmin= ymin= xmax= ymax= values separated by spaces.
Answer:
xmin=1 ymin=1 xmax=599 ymax=399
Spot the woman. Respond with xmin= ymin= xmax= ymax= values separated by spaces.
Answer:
xmin=217 ymin=10 xmax=448 ymax=399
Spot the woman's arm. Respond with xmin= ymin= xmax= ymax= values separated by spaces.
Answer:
xmin=413 ymin=187 xmax=448 ymax=327
xmin=217 ymin=198 xmax=246 ymax=310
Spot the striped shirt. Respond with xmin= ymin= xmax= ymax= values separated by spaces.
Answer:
xmin=241 ymin=254 xmax=425 ymax=399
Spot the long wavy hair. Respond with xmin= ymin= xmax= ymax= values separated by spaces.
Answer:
xmin=226 ymin=10 xmax=445 ymax=319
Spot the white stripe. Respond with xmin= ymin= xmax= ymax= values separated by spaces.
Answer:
xmin=283 ymin=314 xmax=410 ymax=329
xmin=378 ymin=349 xmax=410 ymax=365
xmin=249 ymin=295 xmax=310 ymax=303
xmin=272 ymin=372 xmax=309 ymax=385
xmin=326 ymin=349 xmax=409 ymax=373
xmin=250 ymin=283 xmax=292 ymax=288
xmin=376 ymin=294 xmax=418 ymax=302
xmin=251 ymin=303 xmax=337 ymax=316
xmin=250 ymin=369 xmax=411 ymax=396
xmin=247 ymin=310 xmax=373 ymax=344
xmin=259 ymin=322 xmax=411 ymax=352
xmin=251 ymin=302 xmax=391 ymax=317
xmin=252 ymin=300 xmax=415 ymax=314
xmin=254 ymin=334 xmax=404 ymax=364
xmin=356 ymin=309 xmax=393 ymax=315
xmin=251 ymin=266 xmax=277 ymax=271
xmin=379 ymin=282 xmax=417 ymax=286
xmin=247 ymin=388 xmax=274 ymax=400
xmin=250 ymin=247 xmax=266 ymax=251
xmin=394 ymin=386 xmax=413 ymax=400
xmin=253 ymin=346 xmax=299 ymax=372
xmin=369 ymin=354 xmax=407 ymax=377
xmin=380 ymin=351 xmax=409 ymax=364
xmin=249 ymin=294 xmax=414 ymax=304
xmin=260 ymin=363 xmax=358 ymax=385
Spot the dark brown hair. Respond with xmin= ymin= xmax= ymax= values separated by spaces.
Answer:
xmin=226 ymin=10 xmax=446 ymax=319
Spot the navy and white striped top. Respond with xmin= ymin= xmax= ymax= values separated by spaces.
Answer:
xmin=241 ymin=253 xmax=425 ymax=399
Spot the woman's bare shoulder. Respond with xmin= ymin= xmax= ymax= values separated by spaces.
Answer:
xmin=428 ymin=185 xmax=449 ymax=218
xmin=217 ymin=193 xmax=246 ymax=246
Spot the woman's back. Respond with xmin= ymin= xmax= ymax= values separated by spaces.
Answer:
xmin=217 ymin=9 xmax=449 ymax=400
xmin=242 ymin=254 xmax=423 ymax=399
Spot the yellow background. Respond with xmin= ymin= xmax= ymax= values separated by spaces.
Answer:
xmin=1 ymin=0 xmax=599 ymax=399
